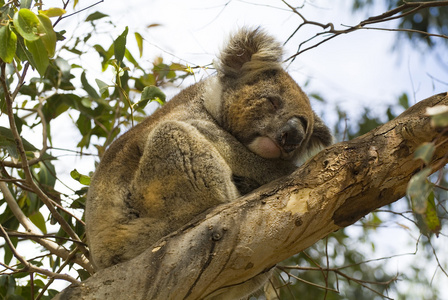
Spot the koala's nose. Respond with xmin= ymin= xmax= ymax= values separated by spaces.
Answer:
xmin=278 ymin=117 xmax=305 ymax=153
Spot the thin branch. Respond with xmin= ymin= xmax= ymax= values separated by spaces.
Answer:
xmin=0 ymin=182 xmax=93 ymax=273
xmin=4 ymin=230 xmax=88 ymax=246
xmin=357 ymin=26 xmax=448 ymax=40
xmin=1 ymin=97 xmax=50 ymax=169
xmin=55 ymin=0 xmax=105 ymax=26
xmin=0 ymin=224 xmax=79 ymax=285
xmin=0 ymin=62 xmax=89 ymax=257
xmin=277 ymin=266 xmax=340 ymax=293
xmin=282 ymin=0 xmax=448 ymax=61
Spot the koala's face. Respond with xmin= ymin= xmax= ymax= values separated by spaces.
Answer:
xmin=221 ymin=70 xmax=319 ymax=161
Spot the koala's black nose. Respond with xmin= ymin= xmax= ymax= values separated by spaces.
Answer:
xmin=278 ymin=117 xmax=305 ymax=153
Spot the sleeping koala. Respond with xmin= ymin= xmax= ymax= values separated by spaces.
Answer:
xmin=85 ymin=27 xmax=332 ymax=298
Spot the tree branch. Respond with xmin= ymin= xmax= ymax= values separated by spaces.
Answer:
xmin=54 ymin=93 xmax=448 ymax=299
xmin=283 ymin=1 xmax=448 ymax=61
xmin=0 ymin=224 xmax=79 ymax=285
xmin=0 ymin=182 xmax=94 ymax=273
xmin=0 ymin=62 xmax=90 ymax=258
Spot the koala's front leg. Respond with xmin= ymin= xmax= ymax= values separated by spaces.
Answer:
xmin=129 ymin=120 xmax=240 ymax=239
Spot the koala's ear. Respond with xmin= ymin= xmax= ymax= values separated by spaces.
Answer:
xmin=217 ymin=27 xmax=283 ymax=79
xmin=308 ymin=113 xmax=333 ymax=152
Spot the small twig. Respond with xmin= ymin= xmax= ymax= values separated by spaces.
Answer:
xmin=5 ymin=230 xmax=88 ymax=246
xmin=282 ymin=0 xmax=448 ymax=61
xmin=54 ymin=0 xmax=105 ymax=26
xmin=277 ymin=266 xmax=340 ymax=293
xmin=357 ymin=26 xmax=448 ymax=40
xmin=35 ymin=248 xmax=80 ymax=300
xmin=0 ymin=224 xmax=79 ymax=285
xmin=0 ymin=182 xmax=94 ymax=273
xmin=1 ymin=62 xmax=89 ymax=257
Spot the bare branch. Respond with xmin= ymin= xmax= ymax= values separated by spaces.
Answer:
xmin=282 ymin=0 xmax=448 ymax=61
xmin=0 ymin=62 xmax=90 ymax=257
xmin=0 ymin=182 xmax=94 ymax=273
xmin=0 ymin=224 xmax=80 ymax=285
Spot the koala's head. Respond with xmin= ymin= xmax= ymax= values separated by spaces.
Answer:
xmin=204 ymin=28 xmax=332 ymax=162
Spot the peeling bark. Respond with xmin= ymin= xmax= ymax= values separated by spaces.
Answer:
xmin=55 ymin=93 xmax=448 ymax=300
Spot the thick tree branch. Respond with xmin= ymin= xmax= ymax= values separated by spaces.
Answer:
xmin=55 ymin=93 xmax=448 ymax=300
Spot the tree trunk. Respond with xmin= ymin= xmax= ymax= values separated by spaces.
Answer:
xmin=55 ymin=93 xmax=448 ymax=300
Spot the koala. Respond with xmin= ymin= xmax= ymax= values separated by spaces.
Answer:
xmin=85 ymin=28 xmax=332 ymax=299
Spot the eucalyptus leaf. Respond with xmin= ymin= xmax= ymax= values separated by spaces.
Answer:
xmin=70 ymin=169 xmax=91 ymax=185
xmin=13 ymin=9 xmax=40 ymax=41
xmin=0 ymin=25 xmax=17 ymax=63
xmin=407 ymin=167 xmax=432 ymax=214
xmin=414 ymin=142 xmax=435 ymax=164
xmin=25 ymin=38 xmax=49 ymax=76
xmin=114 ymin=27 xmax=128 ymax=65
xmin=135 ymin=85 xmax=166 ymax=109
xmin=37 ymin=13 xmax=56 ymax=57
xmin=423 ymin=193 xmax=441 ymax=236
xmin=135 ymin=32 xmax=143 ymax=57
xmin=29 ymin=211 xmax=47 ymax=234
xmin=85 ymin=11 xmax=108 ymax=22
xmin=38 ymin=7 xmax=66 ymax=18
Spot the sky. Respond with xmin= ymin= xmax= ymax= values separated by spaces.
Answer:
xmin=2 ymin=0 xmax=447 ymax=297
xmin=45 ymin=0 xmax=447 ymax=131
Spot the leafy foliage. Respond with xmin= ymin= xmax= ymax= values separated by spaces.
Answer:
xmin=0 ymin=1 xmax=193 ymax=298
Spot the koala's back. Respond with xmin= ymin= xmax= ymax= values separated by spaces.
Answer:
xmin=86 ymin=82 xmax=219 ymax=266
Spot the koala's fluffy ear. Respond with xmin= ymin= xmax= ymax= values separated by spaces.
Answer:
xmin=217 ymin=27 xmax=283 ymax=79
xmin=308 ymin=113 xmax=333 ymax=154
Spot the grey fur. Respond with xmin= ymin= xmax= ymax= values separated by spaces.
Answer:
xmin=86 ymin=27 xmax=332 ymax=299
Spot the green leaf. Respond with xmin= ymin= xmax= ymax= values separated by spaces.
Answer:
xmin=426 ymin=105 xmax=448 ymax=128
xmin=114 ymin=26 xmax=128 ymax=65
xmin=81 ymin=71 xmax=100 ymax=99
xmin=414 ymin=142 xmax=435 ymax=164
xmin=38 ymin=8 xmax=67 ymax=18
xmin=0 ymin=25 xmax=17 ymax=63
xmin=76 ymin=269 xmax=91 ymax=281
xmin=70 ymin=169 xmax=91 ymax=185
xmin=309 ymin=93 xmax=324 ymax=102
xmin=398 ymin=93 xmax=409 ymax=109
xmin=0 ymin=126 xmax=46 ymax=158
xmin=407 ymin=167 xmax=432 ymax=214
xmin=13 ymin=8 xmax=40 ymax=41
xmin=15 ymin=35 xmax=35 ymax=64
xmin=29 ymin=211 xmax=47 ymax=234
xmin=38 ymin=161 xmax=57 ymax=188
xmin=76 ymin=113 xmax=92 ymax=135
xmin=423 ymin=192 xmax=441 ymax=236
xmin=93 ymin=44 xmax=114 ymax=71
xmin=37 ymin=14 xmax=56 ymax=57
xmin=124 ymin=48 xmax=140 ymax=69
xmin=20 ymin=0 xmax=32 ymax=9
xmin=25 ymin=38 xmax=49 ymax=75
xmin=3 ymin=236 xmax=18 ymax=266
xmin=5 ymin=274 xmax=17 ymax=296
xmin=135 ymin=32 xmax=143 ymax=57
xmin=85 ymin=11 xmax=108 ymax=22
xmin=135 ymin=86 xmax=166 ymax=109
xmin=95 ymin=79 xmax=110 ymax=96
